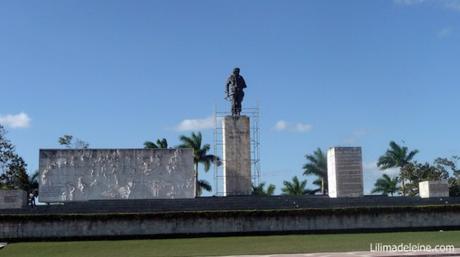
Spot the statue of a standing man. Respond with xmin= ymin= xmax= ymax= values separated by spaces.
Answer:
xmin=225 ymin=67 xmax=247 ymax=116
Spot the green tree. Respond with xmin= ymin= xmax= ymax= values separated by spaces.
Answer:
xmin=58 ymin=134 xmax=89 ymax=149
xmin=371 ymin=174 xmax=399 ymax=196
xmin=281 ymin=176 xmax=313 ymax=196
xmin=434 ymin=156 xmax=460 ymax=176
xmin=144 ymin=138 xmax=168 ymax=149
xmin=178 ymin=132 xmax=220 ymax=196
xmin=0 ymin=125 xmax=30 ymax=191
xmin=377 ymin=141 xmax=419 ymax=196
xmin=432 ymin=156 xmax=460 ymax=196
xmin=401 ymin=161 xmax=449 ymax=196
xmin=448 ymin=177 xmax=460 ymax=197
xmin=27 ymin=170 xmax=39 ymax=192
xmin=303 ymin=148 xmax=328 ymax=195
xmin=252 ymin=182 xmax=276 ymax=196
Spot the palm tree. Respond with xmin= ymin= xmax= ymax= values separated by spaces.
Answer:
xmin=281 ymin=176 xmax=313 ymax=196
xmin=303 ymin=148 xmax=328 ymax=195
xmin=178 ymin=132 xmax=219 ymax=196
xmin=372 ymin=174 xmax=399 ymax=196
xmin=377 ymin=141 xmax=418 ymax=196
xmin=252 ymin=182 xmax=276 ymax=196
xmin=27 ymin=170 xmax=39 ymax=192
xmin=144 ymin=138 xmax=168 ymax=149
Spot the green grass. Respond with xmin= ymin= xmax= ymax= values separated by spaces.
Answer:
xmin=1 ymin=231 xmax=459 ymax=257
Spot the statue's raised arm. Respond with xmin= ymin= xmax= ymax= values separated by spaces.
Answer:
xmin=225 ymin=67 xmax=247 ymax=116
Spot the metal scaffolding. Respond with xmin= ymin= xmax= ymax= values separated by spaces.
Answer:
xmin=213 ymin=106 xmax=261 ymax=196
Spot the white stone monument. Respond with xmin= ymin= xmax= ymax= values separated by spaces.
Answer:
xmin=222 ymin=116 xmax=251 ymax=196
xmin=39 ymin=148 xmax=195 ymax=202
xmin=419 ymin=180 xmax=449 ymax=198
xmin=327 ymin=147 xmax=363 ymax=198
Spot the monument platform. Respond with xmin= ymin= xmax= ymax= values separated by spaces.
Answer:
xmin=1 ymin=196 xmax=460 ymax=241
xmin=0 ymin=195 xmax=459 ymax=215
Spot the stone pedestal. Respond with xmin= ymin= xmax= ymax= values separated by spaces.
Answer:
xmin=223 ymin=116 xmax=251 ymax=196
xmin=419 ymin=181 xmax=449 ymax=198
xmin=327 ymin=147 xmax=363 ymax=198
xmin=0 ymin=190 xmax=27 ymax=209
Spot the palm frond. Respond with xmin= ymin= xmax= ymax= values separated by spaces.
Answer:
xmin=144 ymin=141 xmax=158 ymax=149
xmin=266 ymin=184 xmax=276 ymax=195
xmin=281 ymin=176 xmax=311 ymax=196
xmin=198 ymin=179 xmax=212 ymax=191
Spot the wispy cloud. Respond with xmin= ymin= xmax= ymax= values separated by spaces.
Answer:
xmin=273 ymin=120 xmax=312 ymax=133
xmin=274 ymin=120 xmax=288 ymax=131
xmin=363 ymin=161 xmax=399 ymax=176
xmin=394 ymin=0 xmax=460 ymax=12
xmin=394 ymin=0 xmax=427 ymax=5
xmin=437 ymin=27 xmax=453 ymax=38
xmin=344 ymin=129 xmax=368 ymax=145
xmin=0 ymin=112 xmax=31 ymax=128
xmin=175 ymin=115 xmax=218 ymax=132
xmin=444 ymin=0 xmax=460 ymax=11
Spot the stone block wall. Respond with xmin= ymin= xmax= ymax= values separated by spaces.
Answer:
xmin=0 ymin=190 xmax=27 ymax=209
xmin=419 ymin=181 xmax=449 ymax=198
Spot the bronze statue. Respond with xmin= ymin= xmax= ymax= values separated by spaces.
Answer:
xmin=225 ymin=67 xmax=247 ymax=116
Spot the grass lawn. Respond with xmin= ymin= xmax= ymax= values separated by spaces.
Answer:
xmin=0 ymin=231 xmax=458 ymax=257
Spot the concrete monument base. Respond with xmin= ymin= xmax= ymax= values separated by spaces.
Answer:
xmin=223 ymin=115 xmax=251 ymax=196
xmin=419 ymin=180 xmax=449 ymax=198
xmin=0 ymin=190 xmax=27 ymax=209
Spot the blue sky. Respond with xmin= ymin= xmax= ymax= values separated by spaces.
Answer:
xmin=1 ymin=0 xmax=459 ymax=195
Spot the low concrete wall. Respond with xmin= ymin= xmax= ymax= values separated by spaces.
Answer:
xmin=1 ymin=206 xmax=460 ymax=241
xmin=0 ymin=190 xmax=27 ymax=209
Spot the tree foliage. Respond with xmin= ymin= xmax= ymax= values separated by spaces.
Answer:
xmin=58 ymin=134 xmax=89 ymax=149
xmin=252 ymin=182 xmax=276 ymax=196
xmin=144 ymin=138 xmax=168 ymax=149
xmin=178 ymin=132 xmax=220 ymax=196
xmin=371 ymin=174 xmax=399 ymax=196
xmin=377 ymin=141 xmax=460 ymax=197
xmin=377 ymin=141 xmax=419 ymax=169
xmin=377 ymin=141 xmax=419 ymax=196
xmin=448 ymin=177 xmax=460 ymax=197
xmin=0 ymin=125 xmax=30 ymax=191
xmin=303 ymin=148 xmax=328 ymax=195
xmin=281 ymin=176 xmax=313 ymax=196
xmin=400 ymin=161 xmax=450 ymax=196
xmin=435 ymin=156 xmax=460 ymax=197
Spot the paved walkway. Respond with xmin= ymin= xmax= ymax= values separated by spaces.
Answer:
xmin=223 ymin=249 xmax=460 ymax=257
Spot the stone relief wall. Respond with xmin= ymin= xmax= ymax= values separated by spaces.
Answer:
xmin=39 ymin=149 xmax=195 ymax=202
